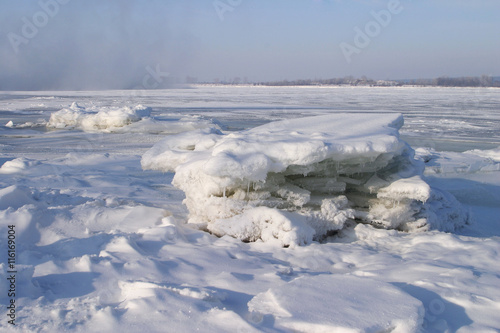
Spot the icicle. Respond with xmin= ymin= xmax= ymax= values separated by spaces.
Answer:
xmin=223 ymin=187 xmax=226 ymax=198
xmin=247 ymin=181 xmax=250 ymax=198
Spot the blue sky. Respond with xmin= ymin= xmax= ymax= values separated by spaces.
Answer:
xmin=1 ymin=0 xmax=499 ymax=89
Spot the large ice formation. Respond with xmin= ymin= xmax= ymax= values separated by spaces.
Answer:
xmin=142 ymin=114 xmax=469 ymax=246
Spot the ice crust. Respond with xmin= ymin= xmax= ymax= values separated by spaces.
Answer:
xmin=142 ymin=113 xmax=470 ymax=246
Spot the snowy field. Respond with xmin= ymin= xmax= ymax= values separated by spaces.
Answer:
xmin=1 ymin=86 xmax=499 ymax=332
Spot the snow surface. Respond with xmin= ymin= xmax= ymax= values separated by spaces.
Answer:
xmin=248 ymin=274 xmax=424 ymax=332
xmin=1 ymin=86 xmax=500 ymax=332
xmin=142 ymin=113 xmax=469 ymax=246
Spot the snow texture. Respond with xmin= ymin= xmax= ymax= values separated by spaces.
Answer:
xmin=248 ymin=274 xmax=424 ymax=332
xmin=1 ymin=87 xmax=500 ymax=332
xmin=142 ymin=113 xmax=470 ymax=246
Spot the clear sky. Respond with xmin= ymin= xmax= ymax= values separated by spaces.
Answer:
xmin=1 ymin=0 xmax=499 ymax=90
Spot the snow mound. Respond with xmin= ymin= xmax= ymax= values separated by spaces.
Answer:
xmin=142 ymin=114 xmax=470 ymax=246
xmin=0 ymin=157 xmax=39 ymax=174
xmin=0 ymin=185 xmax=36 ymax=210
xmin=48 ymin=102 xmax=152 ymax=132
xmin=248 ymin=274 xmax=424 ymax=332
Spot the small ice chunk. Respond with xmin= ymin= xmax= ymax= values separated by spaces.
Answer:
xmin=208 ymin=207 xmax=315 ymax=247
xmin=369 ymin=176 xmax=470 ymax=232
xmin=377 ymin=176 xmax=431 ymax=203
xmin=275 ymin=183 xmax=311 ymax=207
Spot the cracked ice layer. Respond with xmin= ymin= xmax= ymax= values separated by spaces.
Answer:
xmin=142 ymin=113 xmax=470 ymax=247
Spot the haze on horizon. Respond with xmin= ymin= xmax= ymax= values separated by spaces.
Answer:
xmin=1 ymin=0 xmax=499 ymax=90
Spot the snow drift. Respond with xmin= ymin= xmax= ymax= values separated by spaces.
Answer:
xmin=142 ymin=114 xmax=470 ymax=246
xmin=248 ymin=274 xmax=424 ymax=332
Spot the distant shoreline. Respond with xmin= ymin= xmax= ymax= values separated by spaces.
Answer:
xmin=192 ymin=75 xmax=500 ymax=88
xmin=1 ymin=83 xmax=499 ymax=93
xmin=190 ymin=83 xmax=500 ymax=89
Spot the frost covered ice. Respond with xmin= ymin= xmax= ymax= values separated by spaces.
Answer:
xmin=48 ymin=102 xmax=152 ymax=132
xmin=1 ymin=87 xmax=500 ymax=332
xmin=47 ymin=102 xmax=220 ymax=134
xmin=142 ymin=113 xmax=470 ymax=246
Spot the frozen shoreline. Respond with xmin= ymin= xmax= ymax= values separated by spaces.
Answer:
xmin=1 ymin=87 xmax=499 ymax=332
xmin=142 ymin=113 xmax=470 ymax=246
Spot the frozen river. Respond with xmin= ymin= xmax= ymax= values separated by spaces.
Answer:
xmin=1 ymin=86 xmax=499 ymax=332
xmin=1 ymin=86 xmax=499 ymax=156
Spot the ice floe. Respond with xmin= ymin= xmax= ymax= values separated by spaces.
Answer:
xmin=48 ymin=102 xmax=151 ymax=132
xmin=416 ymin=146 xmax=500 ymax=175
xmin=47 ymin=102 xmax=219 ymax=134
xmin=142 ymin=114 xmax=470 ymax=246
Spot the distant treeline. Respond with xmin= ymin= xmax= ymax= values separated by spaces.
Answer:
xmin=216 ymin=75 xmax=500 ymax=88
xmin=425 ymin=75 xmax=498 ymax=87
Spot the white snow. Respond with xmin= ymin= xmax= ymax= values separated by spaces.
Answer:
xmin=416 ymin=146 xmax=500 ymax=175
xmin=142 ymin=113 xmax=469 ymax=246
xmin=369 ymin=175 xmax=470 ymax=232
xmin=248 ymin=274 xmax=425 ymax=332
xmin=46 ymin=102 xmax=219 ymax=134
xmin=47 ymin=102 xmax=152 ymax=132
xmin=0 ymin=158 xmax=39 ymax=175
xmin=1 ymin=86 xmax=500 ymax=332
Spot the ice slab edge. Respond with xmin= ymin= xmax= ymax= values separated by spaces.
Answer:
xmin=142 ymin=113 xmax=470 ymax=247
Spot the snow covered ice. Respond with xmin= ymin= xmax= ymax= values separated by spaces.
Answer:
xmin=1 ymin=86 xmax=500 ymax=332
xmin=142 ymin=113 xmax=470 ymax=246
xmin=46 ymin=102 xmax=219 ymax=134
xmin=47 ymin=102 xmax=152 ymax=131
